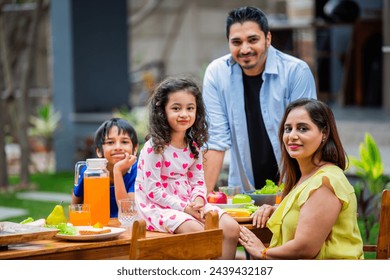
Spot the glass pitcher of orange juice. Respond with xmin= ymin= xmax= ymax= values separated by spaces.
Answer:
xmin=75 ymin=158 xmax=110 ymax=226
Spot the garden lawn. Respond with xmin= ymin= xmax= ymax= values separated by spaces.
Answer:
xmin=0 ymin=172 xmax=73 ymax=223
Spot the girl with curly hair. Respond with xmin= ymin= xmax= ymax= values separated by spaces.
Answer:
xmin=135 ymin=77 xmax=240 ymax=259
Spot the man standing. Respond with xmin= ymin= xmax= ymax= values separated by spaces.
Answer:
xmin=202 ymin=6 xmax=316 ymax=193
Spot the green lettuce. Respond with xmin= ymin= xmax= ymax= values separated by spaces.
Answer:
xmin=46 ymin=223 xmax=78 ymax=235
xmin=253 ymin=179 xmax=284 ymax=194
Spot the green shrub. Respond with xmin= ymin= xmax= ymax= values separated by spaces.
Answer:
xmin=349 ymin=133 xmax=390 ymax=243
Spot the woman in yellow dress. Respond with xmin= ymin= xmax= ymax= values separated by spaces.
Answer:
xmin=239 ymin=98 xmax=364 ymax=259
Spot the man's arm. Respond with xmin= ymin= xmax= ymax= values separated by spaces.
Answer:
xmin=203 ymin=150 xmax=225 ymax=194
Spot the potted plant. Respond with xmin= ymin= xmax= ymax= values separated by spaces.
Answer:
xmin=349 ymin=133 xmax=390 ymax=243
xmin=29 ymin=103 xmax=61 ymax=172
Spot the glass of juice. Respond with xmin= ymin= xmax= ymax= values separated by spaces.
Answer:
xmin=68 ymin=204 xmax=92 ymax=226
xmin=275 ymin=192 xmax=283 ymax=205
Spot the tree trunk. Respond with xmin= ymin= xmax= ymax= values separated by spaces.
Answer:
xmin=0 ymin=99 xmax=8 ymax=190
xmin=0 ymin=3 xmax=10 ymax=190
xmin=17 ymin=0 xmax=43 ymax=188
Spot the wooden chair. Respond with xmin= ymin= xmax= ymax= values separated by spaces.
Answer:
xmin=129 ymin=211 xmax=223 ymax=260
xmin=363 ymin=189 xmax=390 ymax=259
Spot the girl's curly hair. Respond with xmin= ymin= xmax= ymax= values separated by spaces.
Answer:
xmin=146 ymin=76 xmax=208 ymax=159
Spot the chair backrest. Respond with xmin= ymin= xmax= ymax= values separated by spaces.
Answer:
xmin=129 ymin=211 xmax=223 ymax=260
xmin=376 ymin=189 xmax=390 ymax=259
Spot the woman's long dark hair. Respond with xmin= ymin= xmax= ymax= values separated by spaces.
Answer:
xmin=278 ymin=98 xmax=347 ymax=196
xmin=146 ymin=76 xmax=208 ymax=159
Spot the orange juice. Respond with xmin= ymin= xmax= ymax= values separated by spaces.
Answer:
xmin=84 ymin=176 xmax=110 ymax=226
xmin=68 ymin=204 xmax=91 ymax=226
xmin=275 ymin=192 xmax=283 ymax=205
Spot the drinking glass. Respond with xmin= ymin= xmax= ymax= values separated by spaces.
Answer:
xmin=275 ymin=191 xmax=283 ymax=205
xmin=68 ymin=204 xmax=91 ymax=226
xmin=118 ymin=198 xmax=138 ymax=227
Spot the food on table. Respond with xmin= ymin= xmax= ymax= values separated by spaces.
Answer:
xmin=207 ymin=191 xmax=228 ymax=204
xmin=243 ymin=204 xmax=259 ymax=213
xmin=24 ymin=218 xmax=46 ymax=227
xmin=224 ymin=208 xmax=252 ymax=217
xmin=93 ymin=222 xmax=104 ymax=228
xmin=78 ymin=228 xmax=111 ymax=235
xmin=20 ymin=217 xmax=34 ymax=224
xmin=232 ymin=194 xmax=252 ymax=204
xmin=252 ymin=179 xmax=284 ymax=195
xmin=46 ymin=223 xmax=78 ymax=235
xmin=46 ymin=204 xmax=67 ymax=225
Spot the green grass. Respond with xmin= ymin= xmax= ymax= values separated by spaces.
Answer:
xmin=0 ymin=172 xmax=73 ymax=223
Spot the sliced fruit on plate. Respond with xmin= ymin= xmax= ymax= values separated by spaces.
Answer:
xmin=93 ymin=222 xmax=103 ymax=228
xmin=232 ymin=194 xmax=252 ymax=204
xmin=224 ymin=208 xmax=252 ymax=217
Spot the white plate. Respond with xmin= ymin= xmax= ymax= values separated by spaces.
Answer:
xmin=211 ymin=200 xmax=254 ymax=209
xmin=56 ymin=227 xmax=126 ymax=241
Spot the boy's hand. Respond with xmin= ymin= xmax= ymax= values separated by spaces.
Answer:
xmin=114 ymin=152 xmax=137 ymax=174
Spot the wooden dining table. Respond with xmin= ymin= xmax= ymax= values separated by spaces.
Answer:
xmin=0 ymin=219 xmax=272 ymax=260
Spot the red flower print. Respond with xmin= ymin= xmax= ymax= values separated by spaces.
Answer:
xmin=147 ymin=225 xmax=155 ymax=231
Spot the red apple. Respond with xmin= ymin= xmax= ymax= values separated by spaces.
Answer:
xmin=207 ymin=191 xmax=228 ymax=204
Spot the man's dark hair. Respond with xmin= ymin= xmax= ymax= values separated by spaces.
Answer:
xmin=226 ymin=6 xmax=269 ymax=39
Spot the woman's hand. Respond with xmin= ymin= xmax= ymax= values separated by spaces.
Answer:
xmin=252 ymin=204 xmax=277 ymax=228
xmin=239 ymin=226 xmax=266 ymax=259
